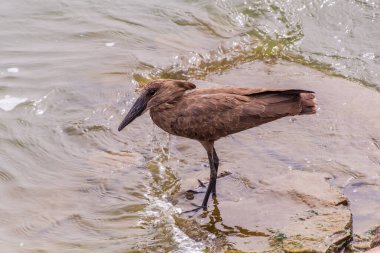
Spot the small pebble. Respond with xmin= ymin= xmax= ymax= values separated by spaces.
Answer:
xmin=105 ymin=42 xmax=115 ymax=47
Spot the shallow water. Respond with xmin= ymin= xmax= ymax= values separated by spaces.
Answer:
xmin=0 ymin=0 xmax=379 ymax=252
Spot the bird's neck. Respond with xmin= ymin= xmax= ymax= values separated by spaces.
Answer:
xmin=149 ymin=101 xmax=178 ymax=136
xmin=150 ymin=100 xmax=177 ymax=112
xmin=150 ymin=92 xmax=184 ymax=113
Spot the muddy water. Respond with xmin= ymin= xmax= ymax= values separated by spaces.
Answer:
xmin=0 ymin=0 xmax=379 ymax=252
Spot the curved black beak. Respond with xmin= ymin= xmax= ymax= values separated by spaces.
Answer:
xmin=118 ymin=95 xmax=148 ymax=131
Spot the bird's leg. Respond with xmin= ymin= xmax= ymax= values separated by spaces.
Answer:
xmin=213 ymin=148 xmax=219 ymax=174
xmin=200 ymin=141 xmax=217 ymax=209
xmin=182 ymin=141 xmax=217 ymax=214
xmin=212 ymin=147 xmax=219 ymax=196
xmin=191 ymin=148 xmax=218 ymax=194
xmin=182 ymin=146 xmax=217 ymax=213
xmin=197 ymin=179 xmax=206 ymax=188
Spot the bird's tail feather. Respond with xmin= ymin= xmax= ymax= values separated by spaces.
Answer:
xmin=299 ymin=92 xmax=317 ymax=115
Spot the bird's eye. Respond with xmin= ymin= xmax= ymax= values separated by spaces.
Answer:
xmin=148 ymin=89 xmax=157 ymax=96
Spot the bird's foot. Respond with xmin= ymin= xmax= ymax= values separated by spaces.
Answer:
xmin=181 ymin=203 xmax=207 ymax=216
xmin=185 ymin=189 xmax=205 ymax=200
xmin=197 ymin=179 xmax=206 ymax=188
xmin=196 ymin=171 xmax=231 ymax=189
xmin=218 ymin=171 xmax=232 ymax=178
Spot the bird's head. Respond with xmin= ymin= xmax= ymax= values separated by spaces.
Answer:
xmin=118 ymin=79 xmax=196 ymax=131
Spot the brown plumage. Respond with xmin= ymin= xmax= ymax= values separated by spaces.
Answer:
xmin=118 ymin=79 xmax=317 ymax=211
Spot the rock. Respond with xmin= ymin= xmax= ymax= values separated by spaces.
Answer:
xmin=221 ymin=171 xmax=351 ymax=252
xmin=176 ymin=170 xmax=351 ymax=252
xmin=371 ymin=226 xmax=380 ymax=248
xmin=367 ymin=246 xmax=380 ymax=253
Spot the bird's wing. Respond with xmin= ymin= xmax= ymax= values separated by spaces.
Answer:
xmin=189 ymin=87 xmax=313 ymax=96
xmin=169 ymin=93 xmax=263 ymax=140
xmin=179 ymin=89 xmax=306 ymax=118
xmin=188 ymin=87 xmax=268 ymax=96
xmin=169 ymin=90 xmax=309 ymax=140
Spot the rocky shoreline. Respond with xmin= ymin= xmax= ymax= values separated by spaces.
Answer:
xmin=168 ymin=61 xmax=380 ymax=252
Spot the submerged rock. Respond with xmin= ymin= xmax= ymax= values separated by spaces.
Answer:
xmin=177 ymin=170 xmax=352 ymax=252
xmin=267 ymin=171 xmax=351 ymax=252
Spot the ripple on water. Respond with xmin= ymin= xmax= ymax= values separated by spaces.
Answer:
xmin=63 ymin=124 xmax=109 ymax=136
xmin=79 ymin=146 xmax=206 ymax=252
xmin=132 ymin=0 xmax=379 ymax=89
xmin=1 ymin=0 xmax=379 ymax=252
xmin=0 ymin=169 xmax=15 ymax=183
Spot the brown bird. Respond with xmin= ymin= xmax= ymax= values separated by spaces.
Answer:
xmin=118 ymin=79 xmax=317 ymax=211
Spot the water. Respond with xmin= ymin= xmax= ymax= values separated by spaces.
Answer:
xmin=0 ymin=0 xmax=379 ymax=252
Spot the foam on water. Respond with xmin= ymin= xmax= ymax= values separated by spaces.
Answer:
xmin=138 ymin=158 xmax=206 ymax=252
xmin=105 ymin=42 xmax=115 ymax=47
xmin=141 ymin=195 xmax=205 ymax=253
xmin=7 ymin=67 xmax=19 ymax=73
xmin=0 ymin=95 xmax=27 ymax=111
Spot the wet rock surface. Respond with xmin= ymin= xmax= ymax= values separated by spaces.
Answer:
xmin=168 ymin=61 xmax=380 ymax=252
xmin=178 ymin=170 xmax=351 ymax=252
xmin=367 ymin=247 xmax=380 ymax=253
xmin=371 ymin=226 xmax=380 ymax=248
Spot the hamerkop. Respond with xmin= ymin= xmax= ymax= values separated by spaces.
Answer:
xmin=118 ymin=79 xmax=317 ymax=211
